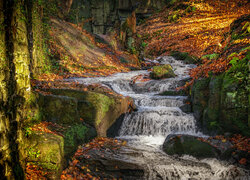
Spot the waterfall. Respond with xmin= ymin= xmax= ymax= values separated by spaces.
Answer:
xmin=71 ymin=56 xmax=249 ymax=179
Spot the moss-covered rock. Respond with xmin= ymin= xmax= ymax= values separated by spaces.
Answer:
xmin=150 ymin=64 xmax=176 ymax=79
xmin=220 ymin=74 xmax=249 ymax=136
xmin=191 ymin=78 xmax=210 ymax=122
xmin=45 ymin=88 xmax=134 ymax=136
xmin=63 ymin=124 xmax=95 ymax=157
xmin=191 ymin=73 xmax=250 ymax=136
xmin=39 ymin=94 xmax=80 ymax=125
xmin=163 ymin=134 xmax=220 ymax=159
xmin=25 ymin=131 xmax=64 ymax=179
xmin=202 ymin=75 xmax=224 ymax=133
xmin=170 ymin=51 xmax=198 ymax=64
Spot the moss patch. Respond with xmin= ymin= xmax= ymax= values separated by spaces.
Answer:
xmin=150 ymin=64 xmax=176 ymax=79
xmin=63 ymin=124 xmax=89 ymax=157
xmin=25 ymin=131 xmax=64 ymax=174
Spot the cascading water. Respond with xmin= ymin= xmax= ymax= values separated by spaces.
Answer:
xmin=70 ymin=56 xmax=249 ymax=179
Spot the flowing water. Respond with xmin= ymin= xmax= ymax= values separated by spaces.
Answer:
xmin=70 ymin=56 xmax=249 ymax=180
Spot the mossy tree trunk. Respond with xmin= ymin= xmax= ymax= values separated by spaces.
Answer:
xmin=0 ymin=0 xmax=35 ymax=179
xmin=28 ymin=0 xmax=51 ymax=77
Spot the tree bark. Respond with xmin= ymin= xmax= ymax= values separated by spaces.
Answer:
xmin=0 ymin=0 xmax=32 ymax=179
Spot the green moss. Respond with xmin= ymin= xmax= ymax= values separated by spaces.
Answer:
xmin=25 ymin=131 xmax=64 ymax=172
xmin=48 ymin=89 xmax=115 ymax=127
xmin=63 ymin=124 xmax=88 ymax=156
xmin=85 ymin=93 xmax=115 ymax=126
xmin=170 ymin=51 xmax=198 ymax=64
xmin=150 ymin=64 xmax=176 ymax=79
xmin=40 ymin=94 xmax=80 ymax=125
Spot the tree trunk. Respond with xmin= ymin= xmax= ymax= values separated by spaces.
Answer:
xmin=0 ymin=0 xmax=32 ymax=179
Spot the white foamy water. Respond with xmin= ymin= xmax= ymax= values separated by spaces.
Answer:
xmin=70 ymin=56 xmax=249 ymax=179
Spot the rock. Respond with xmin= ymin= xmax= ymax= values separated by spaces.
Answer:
xmin=180 ymin=104 xmax=192 ymax=113
xmin=170 ymin=51 xmax=197 ymax=64
xmin=63 ymin=124 xmax=92 ymax=158
xmin=46 ymin=88 xmax=134 ymax=137
xmin=25 ymin=123 xmax=94 ymax=179
xmin=64 ymin=140 xmax=145 ymax=179
xmin=202 ymin=75 xmax=223 ymax=133
xmin=191 ymin=78 xmax=210 ymax=122
xmin=39 ymin=94 xmax=80 ymax=125
xmin=159 ymin=90 xmax=187 ymax=96
xmin=25 ymin=131 xmax=64 ymax=179
xmin=68 ymin=0 xmax=166 ymax=34
xmin=107 ymin=114 xmax=126 ymax=137
xmin=191 ymin=74 xmax=250 ymax=136
xmin=150 ymin=64 xmax=176 ymax=79
xmin=220 ymin=74 xmax=249 ymax=136
xmin=163 ymin=134 xmax=220 ymax=159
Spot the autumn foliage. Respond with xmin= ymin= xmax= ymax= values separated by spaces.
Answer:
xmin=137 ymin=0 xmax=249 ymax=87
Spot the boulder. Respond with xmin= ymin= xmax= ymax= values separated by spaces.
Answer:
xmin=163 ymin=134 xmax=221 ymax=159
xmin=25 ymin=123 xmax=94 ymax=179
xmin=25 ymin=131 xmax=64 ymax=179
xmin=150 ymin=64 xmax=176 ymax=79
xmin=46 ymin=88 xmax=134 ymax=137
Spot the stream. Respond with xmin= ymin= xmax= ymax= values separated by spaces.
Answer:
xmin=70 ymin=56 xmax=249 ymax=180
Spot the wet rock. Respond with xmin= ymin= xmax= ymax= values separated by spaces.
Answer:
xmin=163 ymin=134 xmax=221 ymax=159
xmin=202 ymin=75 xmax=223 ymax=133
xmin=150 ymin=64 xmax=176 ymax=79
xmin=220 ymin=74 xmax=249 ymax=136
xmin=159 ymin=90 xmax=187 ymax=96
xmin=85 ymin=148 xmax=145 ymax=179
xmin=107 ymin=114 xmax=126 ymax=137
xmin=180 ymin=104 xmax=192 ymax=113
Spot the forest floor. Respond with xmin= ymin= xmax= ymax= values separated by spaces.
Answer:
xmin=137 ymin=0 xmax=250 ymax=87
xmin=139 ymin=0 xmax=249 ymax=58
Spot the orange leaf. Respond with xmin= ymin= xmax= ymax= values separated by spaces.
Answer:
xmin=239 ymin=158 xmax=247 ymax=165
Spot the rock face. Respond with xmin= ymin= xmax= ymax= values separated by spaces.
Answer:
xmin=150 ymin=64 xmax=176 ymax=79
xmin=68 ymin=0 xmax=166 ymax=34
xmin=191 ymin=74 xmax=249 ymax=136
xmin=163 ymin=134 xmax=220 ymax=159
